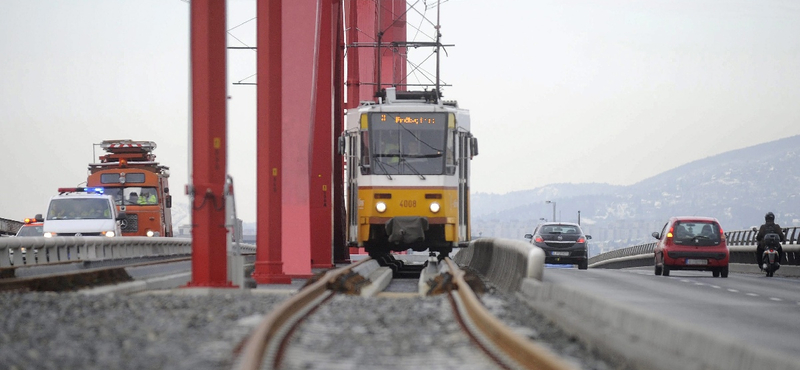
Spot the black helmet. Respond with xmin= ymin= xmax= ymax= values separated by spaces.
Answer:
xmin=765 ymin=212 xmax=775 ymax=222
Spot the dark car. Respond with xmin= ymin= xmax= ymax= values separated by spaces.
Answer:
xmin=652 ymin=216 xmax=729 ymax=277
xmin=525 ymin=222 xmax=591 ymax=269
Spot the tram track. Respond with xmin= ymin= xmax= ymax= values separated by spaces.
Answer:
xmin=234 ymin=257 xmax=577 ymax=370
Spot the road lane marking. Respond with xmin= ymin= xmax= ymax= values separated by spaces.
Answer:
xmin=727 ymin=289 xmax=739 ymax=293
xmin=710 ymin=285 xmax=721 ymax=289
xmin=769 ymin=297 xmax=782 ymax=302
xmin=746 ymin=293 xmax=759 ymax=297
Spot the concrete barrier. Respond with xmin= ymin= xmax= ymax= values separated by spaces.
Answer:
xmin=453 ymin=237 xmax=544 ymax=293
xmin=519 ymin=278 xmax=800 ymax=370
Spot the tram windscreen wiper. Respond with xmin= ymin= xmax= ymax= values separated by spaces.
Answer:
xmin=404 ymin=153 xmax=443 ymax=158
xmin=371 ymin=156 xmax=394 ymax=180
xmin=400 ymin=157 xmax=426 ymax=180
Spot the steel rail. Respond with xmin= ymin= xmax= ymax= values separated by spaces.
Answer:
xmin=235 ymin=258 xmax=374 ymax=370
xmin=444 ymin=258 xmax=578 ymax=370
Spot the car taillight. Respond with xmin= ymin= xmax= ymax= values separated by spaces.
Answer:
xmin=534 ymin=236 xmax=544 ymax=243
xmin=666 ymin=227 xmax=674 ymax=239
xmin=577 ymin=237 xmax=585 ymax=243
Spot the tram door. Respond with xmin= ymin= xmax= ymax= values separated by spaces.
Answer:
xmin=346 ymin=132 xmax=359 ymax=244
xmin=458 ymin=132 xmax=470 ymax=241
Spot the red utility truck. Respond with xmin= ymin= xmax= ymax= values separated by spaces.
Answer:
xmin=86 ymin=140 xmax=173 ymax=237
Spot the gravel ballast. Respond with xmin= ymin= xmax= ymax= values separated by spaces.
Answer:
xmin=0 ymin=272 xmax=633 ymax=370
xmin=0 ymin=290 xmax=288 ymax=370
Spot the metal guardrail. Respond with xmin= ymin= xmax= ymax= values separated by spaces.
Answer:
xmin=589 ymin=227 xmax=800 ymax=268
xmin=1 ymin=237 xmax=258 ymax=268
xmin=1 ymin=237 xmax=193 ymax=268
xmin=0 ymin=217 xmax=23 ymax=236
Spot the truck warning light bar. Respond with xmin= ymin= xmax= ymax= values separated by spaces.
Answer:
xmin=58 ymin=187 xmax=105 ymax=195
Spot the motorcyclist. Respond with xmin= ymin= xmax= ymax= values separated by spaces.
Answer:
xmin=755 ymin=212 xmax=786 ymax=270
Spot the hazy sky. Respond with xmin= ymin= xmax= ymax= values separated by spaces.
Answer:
xmin=2 ymin=0 xmax=799 ymax=224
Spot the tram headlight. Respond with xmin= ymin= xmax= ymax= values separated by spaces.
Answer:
xmin=376 ymin=202 xmax=387 ymax=213
xmin=430 ymin=202 xmax=440 ymax=213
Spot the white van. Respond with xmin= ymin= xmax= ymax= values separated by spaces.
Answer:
xmin=43 ymin=188 xmax=125 ymax=237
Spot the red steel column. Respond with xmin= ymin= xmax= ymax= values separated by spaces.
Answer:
xmin=253 ymin=0 xmax=291 ymax=284
xmin=390 ymin=0 xmax=407 ymax=89
xmin=282 ymin=1 xmax=315 ymax=277
xmin=345 ymin=0 xmax=360 ymax=108
xmin=309 ymin=0 xmax=335 ymax=269
xmin=378 ymin=0 xmax=405 ymax=89
xmin=344 ymin=0 xmax=361 ymax=255
xmin=188 ymin=0 xmax=232 ymax=287
xmin=332 ymin=0 xmax=348 ymax=264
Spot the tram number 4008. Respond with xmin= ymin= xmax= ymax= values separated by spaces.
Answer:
xmin=399 ymin=200 xmax=417 ymax=207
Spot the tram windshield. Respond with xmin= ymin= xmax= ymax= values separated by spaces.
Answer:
xmin=367 ymin=112 xmax=448 ymax=176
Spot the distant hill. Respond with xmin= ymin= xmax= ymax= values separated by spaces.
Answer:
xmin=471 ymin=135 xmax=800 ymax=255
xmin=172 ymin=135 xmax=800 ymax=255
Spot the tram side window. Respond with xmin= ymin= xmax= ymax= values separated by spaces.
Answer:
xmin=360 ymin=131 xmax=371 ymax=174
xmin=446 ymin=131 xmax=456 ymax=175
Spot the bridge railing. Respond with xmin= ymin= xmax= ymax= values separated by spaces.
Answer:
xmin=0 ymin=217 xmax=23 ymax=236
xmin=589 ymin=227 xmax=800 ymax=269
xmin=1 ymin=237 xmax=257 ymax=268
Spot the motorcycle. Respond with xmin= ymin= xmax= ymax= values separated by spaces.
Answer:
xmin=753 ymin=226 xmax=782 ymax=277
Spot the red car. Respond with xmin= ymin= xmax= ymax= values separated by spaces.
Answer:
xmin=652 ymin=216 xmax=729 ymax=278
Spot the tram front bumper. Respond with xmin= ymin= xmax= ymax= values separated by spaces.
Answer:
xmin=386 ymin=216 xmax=429 ymax=245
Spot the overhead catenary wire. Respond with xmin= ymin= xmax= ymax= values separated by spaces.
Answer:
xmin=229 ymin=1 xmax=451 ymax=88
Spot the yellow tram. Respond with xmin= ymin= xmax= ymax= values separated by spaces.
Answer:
xmin=339 ymin=88 xmax=478 ymax=258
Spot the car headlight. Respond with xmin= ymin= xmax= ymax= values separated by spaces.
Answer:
xmin=44 ymin=232 xmax=55 ymax=238
xmin=376 ymin=202 xmax=387 ymax=213
xmin=146 ymin=230 xmax=154 ymax=237
xmin=104 ymin=231 xmax=115 ymax=237
xmin=429 ymin=202 xmax=440 ymax=213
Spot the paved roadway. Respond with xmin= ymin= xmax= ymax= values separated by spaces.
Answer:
xmin=543 ymin=267 xmax=800 ymax=358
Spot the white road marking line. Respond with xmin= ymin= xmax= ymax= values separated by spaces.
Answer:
xmin=710 ymin=285 xmax=721 ymax=289
xmin=728 ymin=289 xmax=739 ymax=293
xmin=746 ymin=293 xmax=759 ymax=297
xmin=770 ymin=297 xmax=782 ymax=302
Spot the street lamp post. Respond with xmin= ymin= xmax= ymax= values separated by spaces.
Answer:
xmin=546 ymin=200 xmax=556 ymax=222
